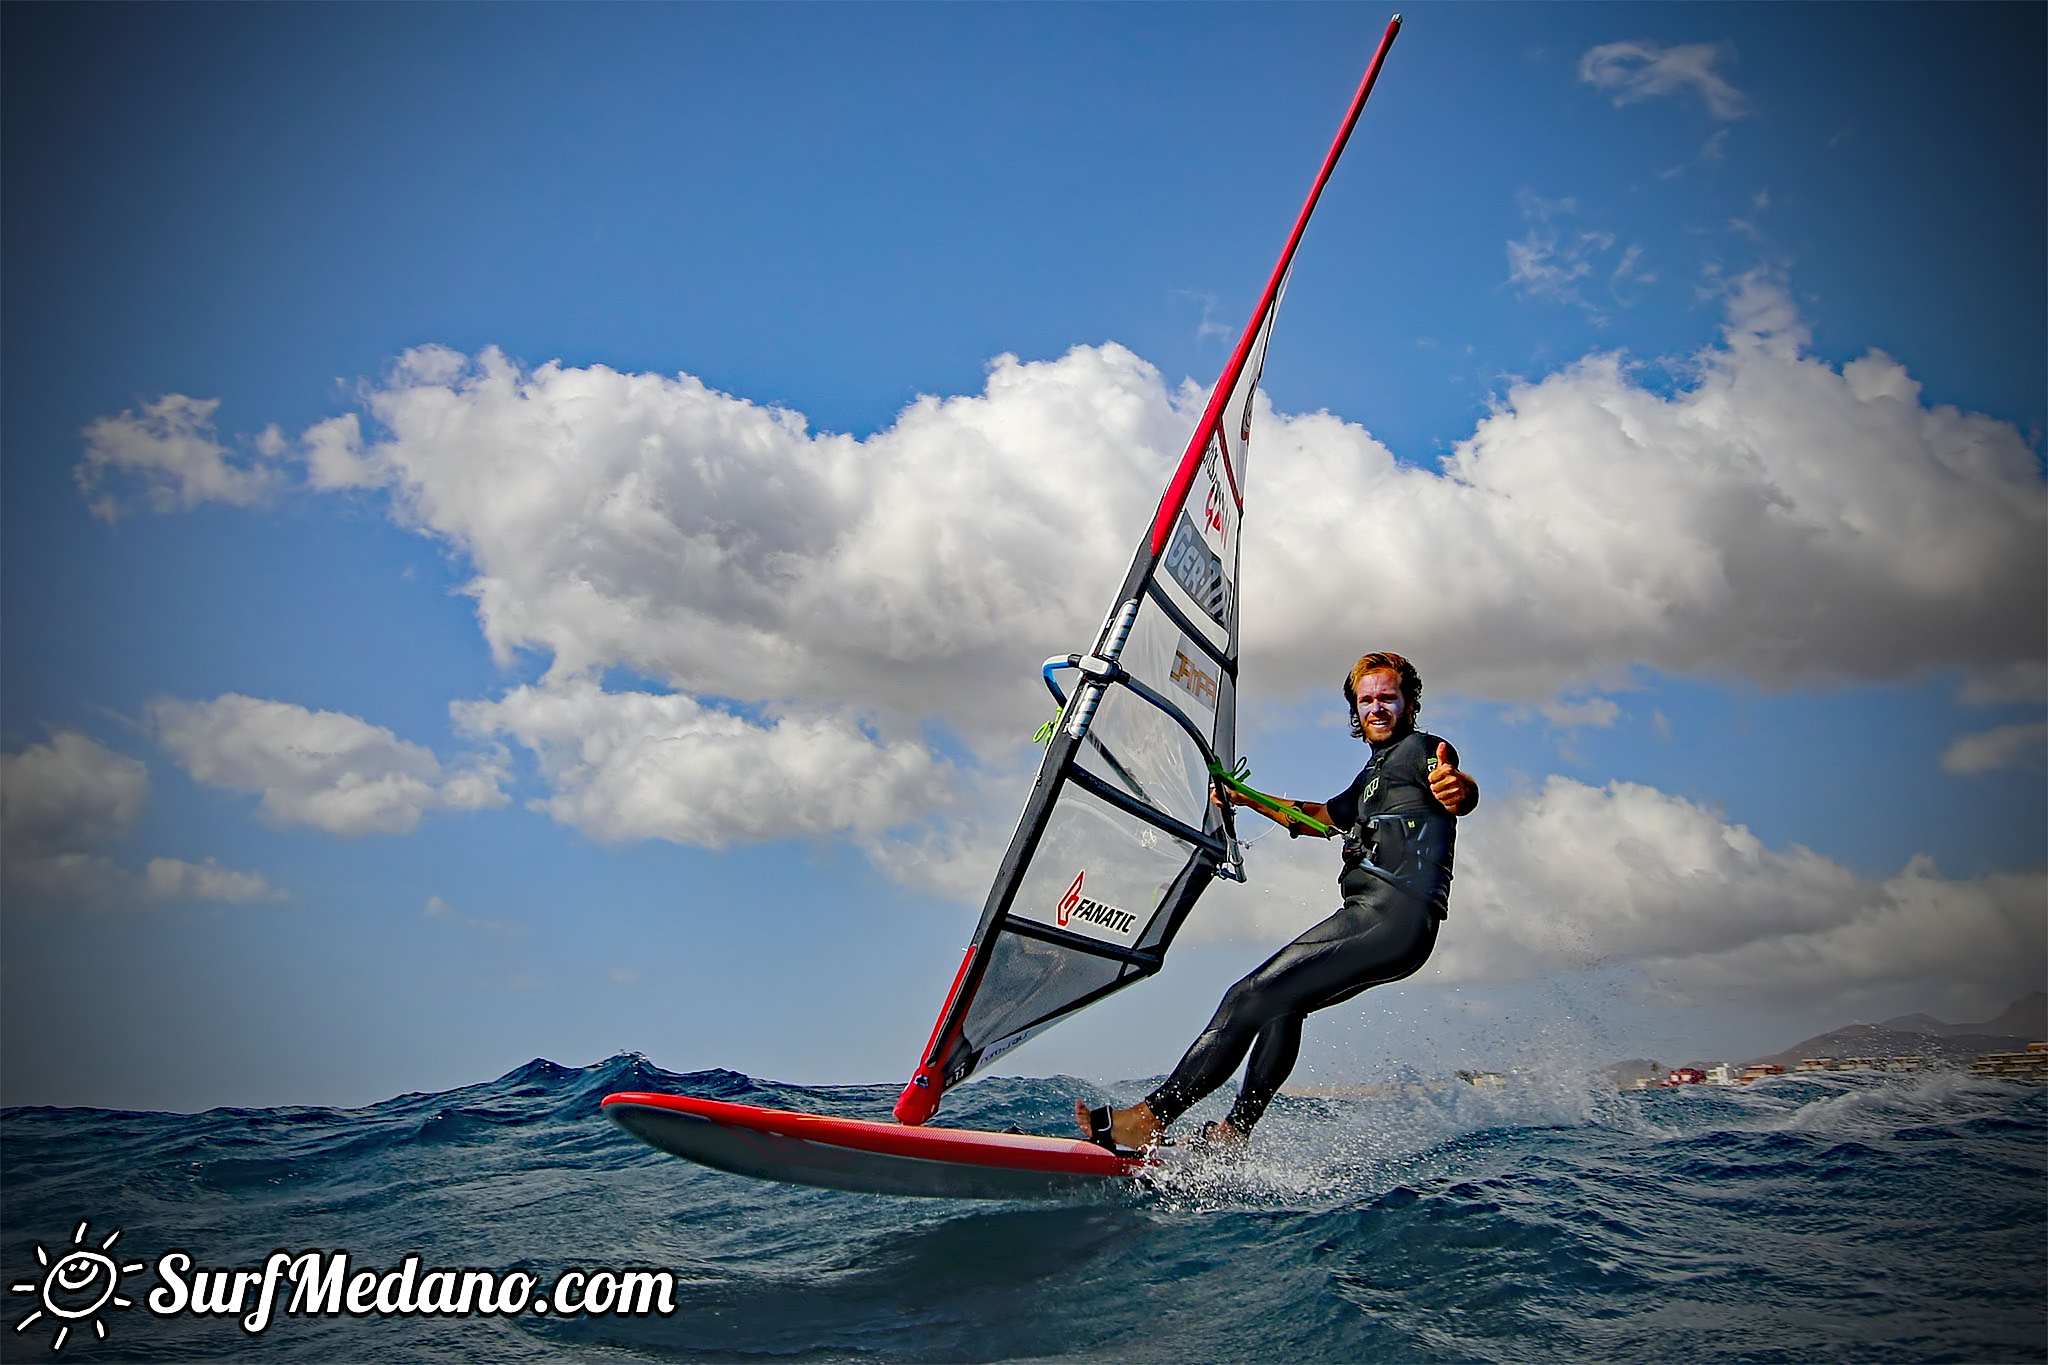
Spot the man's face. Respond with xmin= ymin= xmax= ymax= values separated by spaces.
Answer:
xmin=1355 ymin=667 xmax=1406 ymax=743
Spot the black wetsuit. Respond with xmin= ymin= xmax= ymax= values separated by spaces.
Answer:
xmin=1142 ymin=729 xmax=1459 ymax=1135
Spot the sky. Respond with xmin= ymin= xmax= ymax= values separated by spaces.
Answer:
xmin=3 ymin=2 xmax=2042 ymax=1114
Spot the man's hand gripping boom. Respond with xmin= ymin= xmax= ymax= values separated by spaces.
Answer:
xmin=1211 ymin=761 xmax=1337 ymax=839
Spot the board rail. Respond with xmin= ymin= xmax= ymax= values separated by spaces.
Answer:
xmin=602 ymin=1091 xmax=1149 ymax=1199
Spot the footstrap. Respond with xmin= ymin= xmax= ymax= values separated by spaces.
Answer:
xmin=1083 ymin=1105 xmax=1142 ymax=1158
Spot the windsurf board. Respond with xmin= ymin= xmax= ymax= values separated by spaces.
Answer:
xmin=601 ymin=1091 xmax=1149 ymax=1199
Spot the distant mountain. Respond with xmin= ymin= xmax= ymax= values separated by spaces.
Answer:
xmin=1604 ymin=1058 xmax=1665 ymax=1087
xmin=1880 ymin=992 xmax=2046 ymax=1039
xmin=1612 ymin=994 xmax=2048 ymax=1077
xmin=1749 ymin=993 xmax=2045 ymax=1071
xmin=1750 ymin=1027 xmax=2026 ymax=1071
xmin=1976 ymin=991 xmax=2047 ymax=1038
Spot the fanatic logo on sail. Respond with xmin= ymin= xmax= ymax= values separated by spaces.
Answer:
xmin=1056 ymin=871 xmax=1137 ymax=938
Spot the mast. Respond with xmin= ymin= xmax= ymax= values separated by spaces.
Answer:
xmin=1144 ymin=13 xmax=1403 ymax=565
xmin=894 ymin=16 xmax=1405 ymax=1126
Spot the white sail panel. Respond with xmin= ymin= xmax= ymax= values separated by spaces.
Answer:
xmin=1005 ymin=785 xmax=1192 ymax=944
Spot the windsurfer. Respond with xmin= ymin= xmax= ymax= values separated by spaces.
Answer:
xmin=1078 ymin=651 xmax=1477 ymax=1154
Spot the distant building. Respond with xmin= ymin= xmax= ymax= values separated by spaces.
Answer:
xmin=1454 ymin=1070 xmax=1508 ymax=1088
xmin=1795 ymin=1055 xmax=1929 ymax=1074
xmin=1971 ymin=1041 xmax=2048 ymax=1081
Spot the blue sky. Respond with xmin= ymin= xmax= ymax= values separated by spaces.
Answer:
xmin=4 ymin=3 xmax=2042 ymax=1113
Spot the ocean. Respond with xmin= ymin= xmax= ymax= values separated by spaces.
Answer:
xmin=4 ymin=1055 xmax=2042 ymax=1363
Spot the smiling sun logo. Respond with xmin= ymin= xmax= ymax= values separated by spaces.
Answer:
xmin=12 ymin=1221 xmax=145 ymax=1352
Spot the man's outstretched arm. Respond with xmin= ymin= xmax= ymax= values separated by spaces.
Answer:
xmin=1226 ymin=788 xmax=1337 ymax=838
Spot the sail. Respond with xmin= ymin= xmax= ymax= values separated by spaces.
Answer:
xmin=895 ymin=17 xmax=1403 ymax=1125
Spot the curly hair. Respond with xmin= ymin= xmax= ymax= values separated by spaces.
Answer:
xmin=1342 ymin=652 xmax=1422 ymax=740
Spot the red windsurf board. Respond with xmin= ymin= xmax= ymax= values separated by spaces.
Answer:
xmin=601 ymin=1091 xmax=1148 ymax=1199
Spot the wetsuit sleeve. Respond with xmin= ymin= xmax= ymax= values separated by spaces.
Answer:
xmin=1326 ymin=768 xmax=1368 ymax=831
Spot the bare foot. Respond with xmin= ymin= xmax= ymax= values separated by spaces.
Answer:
xmin=1075 ymin=1099 xmax=1165 ymax=1150
xmin=1197 ymin=1118 xmax=1248 ymax=1151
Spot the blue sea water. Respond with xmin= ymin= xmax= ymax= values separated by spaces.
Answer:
xmin=3 ymin=1056 xmax=2042 ymax=1363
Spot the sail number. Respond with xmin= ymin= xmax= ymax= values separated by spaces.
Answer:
xmin=1164 ymin=513 xmax=1230 ymax=627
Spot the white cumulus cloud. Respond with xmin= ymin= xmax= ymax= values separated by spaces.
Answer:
xmin=1187 ymin=773 xmax=2043 ymax=1018
xmin=298 ymin=273 xmax=2041 ymax=733
xmin=1 ymin=730 xmax=149 ymax=856
xmin=311 ymin=340 xmax=1181 ymax=751
xmin=1579 ymin=40 xmax=1750 ymax=120
xmin=453 ymin=680 xmax=960 ymax=851
xmin=76 ymin=395 xmax=280 ymax=521
xmin=1648 ymin=856 xmax=2045 ymax=1017
xmin=150 ymin=694 xmax=509 ymax=836
xmin=1244 ymin=271 xmax=2046 ymax=707
xmin=95 ymin=275 xmax=2044 ymax=872
xmin=1446 ymin=778 xmax=2045 ymax=1011
xmin=1942 ymin=721 xmax=2048 ymax=776
xmin=1 ymin=731 xmax=281 ymax=909
xmin=144 ymin=857 xmax=286 ymax=904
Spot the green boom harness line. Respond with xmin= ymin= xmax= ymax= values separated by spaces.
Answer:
xmin=1210 ymin=758 xmax=1336 ymax=839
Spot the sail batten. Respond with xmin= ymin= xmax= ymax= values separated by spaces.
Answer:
xmin=1063 ymin=766 xmax=1225 ymax=859
xmin=893 ymin=17 xmax=1403 ymax=1127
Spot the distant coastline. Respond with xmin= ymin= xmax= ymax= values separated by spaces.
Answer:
xmin=1283 ymin=992 xmax=2048 ymax=1099
xmin=1608 ymin=991 xmax=2047 ymax=1089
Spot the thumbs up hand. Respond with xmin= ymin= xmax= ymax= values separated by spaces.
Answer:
xmin=1429 ymin=741 xmax=1478 ymax=816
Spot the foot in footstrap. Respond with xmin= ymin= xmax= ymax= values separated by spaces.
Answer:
xmin=1082 ymin=1105 xmax=1143 ymax=1158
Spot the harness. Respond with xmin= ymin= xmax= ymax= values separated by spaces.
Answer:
xmin=1338 ymin=730 xmax=1456 ymax=918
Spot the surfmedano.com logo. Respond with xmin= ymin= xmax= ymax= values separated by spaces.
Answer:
xmin=12 ymin=1219 xmax=679 ymax=1350
xmin=11 ymin=1221 xmax=146 ymax=1351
